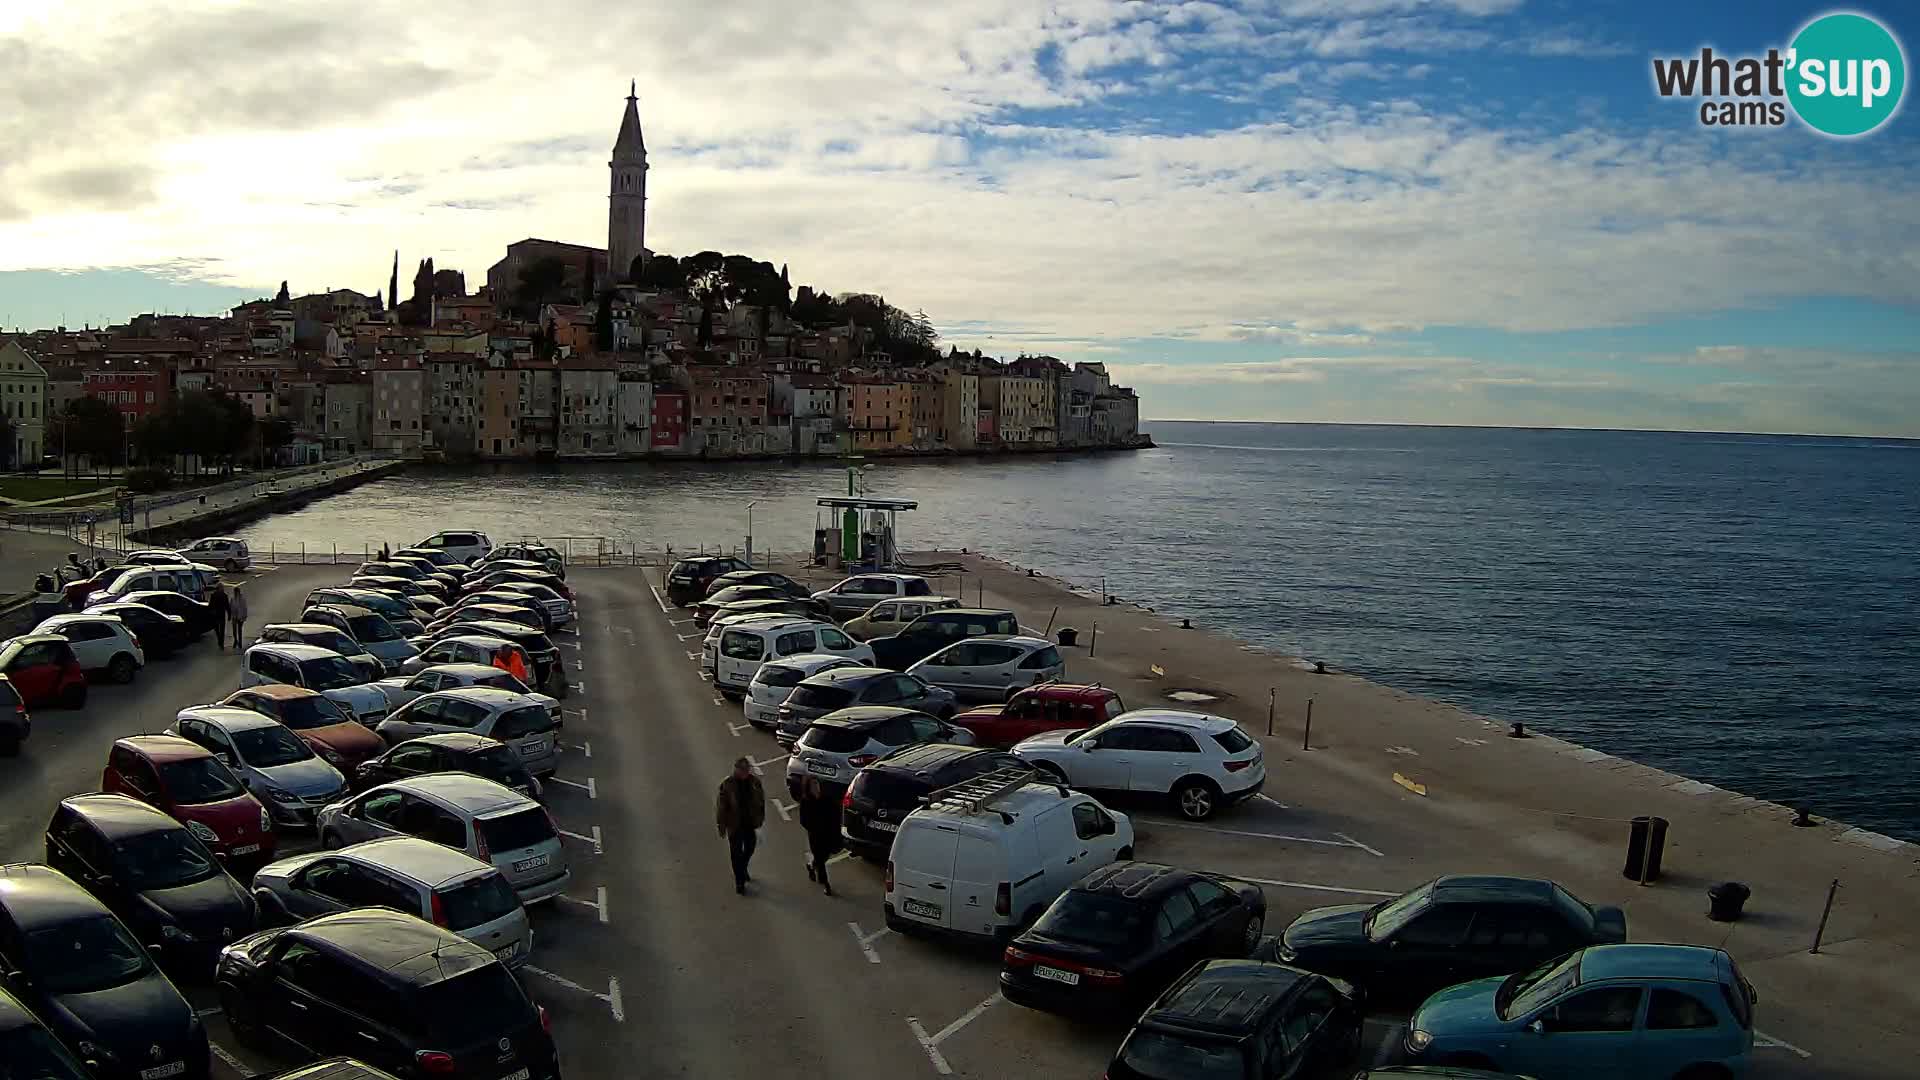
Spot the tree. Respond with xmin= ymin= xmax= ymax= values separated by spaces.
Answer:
xmin=594 ymin=291 xmax=614 ymax=351
xmin=258 ymin=416 xmax=295 ymax=465
xmin=515 ymin=257 xmax=569 ymax=317
xmin=0 ymin=413 xmax=14 ymax=469
xmin=274 ymin=280 xmax=290 ymax=304
xmin=637 ymin=254 xmax=683 ymax=290
xmin=63 ymin=396 xmax=126 ymax=470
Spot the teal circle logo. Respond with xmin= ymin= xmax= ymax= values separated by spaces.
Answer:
xmin=1787 ymin=12 xmax=1906 ymax=137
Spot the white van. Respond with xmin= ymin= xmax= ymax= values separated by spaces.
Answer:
xmin=884 ymin=767 xmax=1133 ymax=942
xmin=714 ymin=618 xmax=873 ymax=698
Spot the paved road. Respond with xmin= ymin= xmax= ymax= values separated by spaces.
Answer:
xmin=0 ymin=564 xmax=1852 ymax=1078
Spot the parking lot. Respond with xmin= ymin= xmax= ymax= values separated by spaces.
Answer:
xmin=0 ymin=561 xmax=1855 ymax=1078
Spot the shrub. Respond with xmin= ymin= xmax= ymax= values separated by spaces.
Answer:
xmin=123 ymin=466 xmax=172 ymax=494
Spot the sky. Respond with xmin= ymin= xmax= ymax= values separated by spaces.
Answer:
xmin=2 ymin=0 xmax=1917 ymax=436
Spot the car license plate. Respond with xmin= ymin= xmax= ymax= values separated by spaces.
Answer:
xmin=141 ymin=1064 xmax=186 ymax=1080
xmin=518 ymin=742 xmax=542 ymax=756
xmin=806 ymin=759 xmax=837 ymax=777
xmin=493 ymin=943 xmax=519 ymax=962
xmin=1033 ymin=965 xmax=1080 ymax=985
xmin=501 ymin=1069 xmax=531 ymax=1080
xmin=229 ymin=843 xmax=261 ymax=856
xmin=513 ymin=854 xmax=550 ymax=872
xmin=902 ymin=899 xmax=941 ymax=919
xmin=869 ymin=820 xmax=898 ymax=833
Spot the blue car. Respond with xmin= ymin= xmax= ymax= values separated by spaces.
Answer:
xmin=1405 ymin=944 xmax=1757 ymax=1080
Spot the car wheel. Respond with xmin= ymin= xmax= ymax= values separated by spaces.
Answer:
xmin=1116 ymin=845 xmax=1134 ymax=861
xmin=254 ymin=890 xmax=289 ymax=927
xmin=225 ymin=558 xmax=241 ymax=572
xmin=59 ymin=683 xmax=86 ymax=709
xmin=319 ymin=829 xmax=343 ymax=850
xmin=1242 ymin=914 xmax=1264 ymax=955
xmin=1173 ymin=777 xmax=1220 ymax=821
xmin=108 ymin=653 xmax=137 ymax=684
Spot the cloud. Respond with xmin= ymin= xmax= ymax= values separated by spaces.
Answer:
xmin=1227 ymin=324 xmax=1377 ymax=346
xmin=1522 ymin=32 xmax=1634 ymax=58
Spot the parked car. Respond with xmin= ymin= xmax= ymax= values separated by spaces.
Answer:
xmin=254 ymin=623 xmax=385 ymax=681
xmin=168 ymin=707 xmax=350 ymax=829
xmin=463 ymin=568 xmax=570 ymax=601
xmin=700 ymin=611 xmax=817 ymax=674
xmin=1013 ymin=709 xmax=1266 ymax=821
xmin=101 ymin=735 xmax=276 ymax=865
xmin=842 ymin=594 xmax=964 ymax=640
xmin=349 ymin=576 xmax=445 ymax=614
xmin=786 ymin=706 xmax=974 ymax=799
xmin=241 ymin=643 xmax=391 ymax=726
xmin=371 ymin=662 xmax=555 ymax=714
xmin=84 ymin=601 xmax=192 ymax=658
xmin=0 ymin=676 xmax=29 ymax=755
xmin=44 ymin=794 xmax=257 ymax=970
xmin=1405 ymin=944 xmax=1755 ymax=1079
xmin=216 ymin=907 xmax=558 ymax=1080
xmin=666 ymin=555 xmax=753 ymax=605
xmin=95 ymin=564 xmax=209 ymax=604
xmin=440 ymin=591 xmax=553 ymax=631
xmin=703 ymin=570 xmax=810 ymax=599
xmin=0 ymin=863 xmax=210 ymax=1080
xmin=395 ymin=547 xmax=475 ymax=579
xmin=952 ymin=683 xmax=1126 ymax=747
xmin=304 ymin=589 xmax=426 ymax=636
xmin=356 ymin=733 xmax=540 ymax=798
xmin=487 ymin=580 xmax=575 ymax=626
xmin=868 ymin=608 xmax=1023 ymax=670
xmin=0 ymin=634 xmax=87 ymax=708
xmin=299 ymin=604 xmax=419 ymax=671
xmin=60 ymin=563 xmax=138 ymax=609
xmin=742 ymin=654 xmax=865 ymax=731
xmin=123 ymin=549 xmax=194 ymax=567
xmin=693 ymin=585 xmax=824 ymax=627
xmin=414 ymin=529 xmax=494 ymax=564
xmin=387 ymin=553 xmax=464 ymax=588
xmin=316 ymin=773 xmax=571 ymax=903
xmin=252 ymin=1059 xmax=405 ymax=1080
xmin=410 ymin=621 xmax=561 ymax=691
xmin=841 ymin=743 xmax=1025 ymax=859
xmin=396 ymin=634 xmax=535 ymax=683
xmin=177 ymin=536 xmax=251 ymax=571
xmin=1001 ymin=861 xmax=1267 ymax=1015
xmin=220 ymin=685 xmax=387 ymax=770
xmin=714 ymin=617 xmax=872 ymax=698
xmin=0 ymin=985 xmax=91 ymax=1080
xmin=482 ymin=542 xmax=564 ymax=576
xmin=885 ymin=768 xmax=1132 ymax=942
xmin=357 ymin=561 xmax=453 ymax=596
xmin=810 ymin=572 xmax=937 ymax=618
xmin=374 ymin=687 xmax=562 ymax=777
xmin=908 ymin=635 xmax=1065 ymax=702
xmin=33 ymin=612 xmax=144 ymax=683
xmin=428 ymin=601 xmax=545 ymax=635
xmin=1280 ymin=875 xmax=1629 ymax=1004
xmin=117 ymin=589 xmax=220 ymax=637
xmin=775 ymin=667 xmax=960 ymax=746
xmin=1108 ymin=959 xmax=1364 ymax=1080
xmin=251 ymin=837 xmax=531 ymax=967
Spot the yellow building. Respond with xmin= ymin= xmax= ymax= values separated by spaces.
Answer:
xmin=0 ymin=339 xmax=49 ymax=468
xmin=980 ymin=371 xmax=1054 ymax=446
xmin=847 ymin=376 xmax=911 ymax=450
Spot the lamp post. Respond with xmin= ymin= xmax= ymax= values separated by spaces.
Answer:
xmin=745 ymin=500 xmax=759 ymax=565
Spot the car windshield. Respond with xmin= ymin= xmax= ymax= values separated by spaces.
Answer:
xmin=157 ymin=757 xmax=245 ymax=802
xmin=347 ymin=615 xmax=400 ymax=643
xmin=756 ymin=665 xmax=810 ymax=689
xmin=478 ymin=808 xmax=552 ymax=852
xmin=1116 ymin=1030 xmax=1244 ymax=1080
xmin=232 ymin=725 xmax=314 ymax=767
xmin=270 ymin=695 xmax=354 ymax=730
xmin=1366 ymin=883 xmax=1433 ymax=942
xmin=111 ymin=828 xmax=222 ymax=890
xmin=306 ymin=630 xmax=361 ymax=655
xmin=439 ymin=874 xmax=522 ymax=932
xmin=0 ymin=1023 xmax=91 ymax=1080
xmin=298 ymin=656 xmax=363 ymax=690
xmin=787 ymin=685 xmax=854 ymax=711
xmin=417 ymin=964 xmax=532 ymax=1040
xmin=493 ymin=705 xmax=556 ymax=740
xmin=24 ymin=916 xmax=152 ymax=994
xmin=799 ymin=725 xmax=873 ymax=754
xmin=1499 ymin=950 xmax=1584 ymax=1019
xmin=1030 ymin=891 xmax=1151 ymax=949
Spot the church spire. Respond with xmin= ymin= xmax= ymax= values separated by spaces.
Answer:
xmin=614 ymin=80 xmax=646 ymax=156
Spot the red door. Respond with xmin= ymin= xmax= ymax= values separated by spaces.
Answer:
xmin=3 ymin=645 xmax=62 ymax=706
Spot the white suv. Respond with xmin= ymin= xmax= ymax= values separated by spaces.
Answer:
xmin=177 ymin=536 xmax=251 ymax=571
xmin=1011 ymin=709 xmax=1265 ymax=821
xmin=416 ymin=530 xmax=493 ymax=565
xmin=743 ymin=653 xmax=863 ymax=730
xmin=33 ymin=613 xmax=145 ymax=683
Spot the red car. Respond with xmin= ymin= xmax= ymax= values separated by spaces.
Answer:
xmin=951 ymin=683 xmax=1127 ymax=747
xmin=0 ymin=634 xmax=88 ymax=709
xmin=101 ymin=734 xmax=276 ymax=866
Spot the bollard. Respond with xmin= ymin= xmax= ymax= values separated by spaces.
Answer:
xmin=1088 ymin=622 xmax=1098 ymax=658
xmin=977 ymin=580 xmax=983 ymax=607
xmin=1793 ymin=806 xmax=1815 ymax=828
xmin=1266 ymin=689 xmax=1275 ymax=736
xmin=1303 ymin=697 xmax=1314 ymax=750
xmin=1044 ymin=606 xmax=1058 ymax=636
xmin=1810 ymin=879 xmax=1840 ymax=953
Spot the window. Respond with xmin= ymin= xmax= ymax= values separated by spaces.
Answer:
xmin=1646 ymin=989 xmax=1720 ymax=1030
xmin=1155 ymin=888 xmax=1200 ymax=942
xmin=906 ymin=714 xmax=945 ymax=743
xmin=774 ymin=630 xmax=817 ymax=655
xmin=1186 ymin=878 xmax=1233 ymax=911
xmin=1281 ymin=982 xmax=1336 ymax=1049
xmin=1134 ymin=727 xmax=1201 ymax=753
xmin=1467 ymin=907 xmax=1558 ymax=949
xmin=1394 ymin=906 xmax=1474 ymax=948
xmin=1211 ymin=727 xmax=1255 ymax=754
xmin=1071 ymin=801 xmax=1107 ymax=840
xmin=386 ymin=744 xmax=439 ymax=773
xmin=438 ymin=698 xmax=491 ymax=729
xmin=1018 ymin=646 xmax=1062 ymax=670
xmin=889 ymin=674 xmax=928 ymax=701
xmin=818 ymin=628 xmax=854 ymax=650
xmin=360 ymin=791 xmax=406 ymax=828
xmin=1551 ymin=987 xmax=1643 ymax=1032
xmin=720 ymin=631 xmax=764 ymax=661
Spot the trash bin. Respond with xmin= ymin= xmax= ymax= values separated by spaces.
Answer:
xmin=1707 ymin=882 xmax=1751 ymax=922
xmin=1057 ymin=627 xmax=1079 ymax=647
xmin=1623 ymin=815 xmax=1669 ymax=881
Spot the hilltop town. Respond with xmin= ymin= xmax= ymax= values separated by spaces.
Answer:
xmin=0 ymin=87 xmax=1145 ymax=473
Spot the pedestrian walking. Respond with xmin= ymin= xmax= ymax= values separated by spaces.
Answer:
xmin=229 ymin=583 xmax=249 ymax=645
xmin=207 ymin=585 xmax=232 ymax=650
xmin=798 ymin=775 xmax=843 ymax=896
xmin=714 ymin=757 xmax=765 ymax=895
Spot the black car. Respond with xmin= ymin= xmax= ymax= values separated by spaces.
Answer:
xmin=0 ymin=863 xmax=210 ymax=1080
xmin=868 ymin=608 xmax=1023 ymax=670
xmin=357 ymin=562 xmax=454 ymax=597
xmin=0 ymin=984 xmax=91 ymax=1080
xmin=86 ymin=602 xmax=192 ymax=658
xmin=217 ymin=907 xmax=559 ymax=1080
xmin=1278 ymin=875 xmax=1627 ymax=1002
xmin=118 ymin=590 xmax=219 ymax=637
xmin=305 ymin=590 xmax=428 ymax=637
xmin=775 ymin=667 xmax=961 ymax=746
xmin=705 ymin=570 xmax=811 ymax=599
xmin=255 ymin=1059 xmax=406 ymax=1080
xmin=44 ymin=795 xmax=256 ymax=972
xmin=1354 ymin=1070 xmax=1531 ymax=1079
xmin=462 ymin=568 xmax=570 ymax=601
xmin=1001 ymin=862 xmax=1267 ymax=1016
xmin=1110 ymin=959 xmax=1361 ymax=1079
xmin=429 ymin=602 xmax=545 ymax=634
xmin=356 ymin=733 xmax=540 ymax=797
xmin=842 ymin=744 xmax=1024 ymax=859
xmin=452 ymin=591 xmax=554 ymax=631
xmin=413 ymin=621 xmax=561 ymax=690
xmin=666 ymin=555 xmax=753 ymax=605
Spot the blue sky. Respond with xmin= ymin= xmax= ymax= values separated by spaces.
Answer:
xmin=1 ymin=1 xmax=1916 ymax=435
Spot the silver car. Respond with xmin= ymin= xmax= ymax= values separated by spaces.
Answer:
xmin=253 ymin=623 xmax=384 ymax=681
xmin=169 ymin=706 xmax=349 ymax=828
xmin=490 ymin=581 xmax=575 ymax=626
xmin=783 ymin=705 xmax=973 ymax=798
xmin=299 ymin=604 xmax=421 ymax=671
xmin=374 ymin=687 xmax=562 ymax=777
xmin=251 ymin=836 xmax=533 ymax=967
xmin=810 ymin=572 xmax=936 ymax=618
xmin=373 ymin=663 xmax=559 ymax=721
xmin=316 ymin=773 xmax=571 ymax=903
xmin=240 ymin=642 xmax=392 ymax=725
xmin=906 ymin=634 xmax=1066 ymax=702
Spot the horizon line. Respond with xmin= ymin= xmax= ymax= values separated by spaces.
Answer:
xmin=1140 ymin=418 xmax=1920 ymax=443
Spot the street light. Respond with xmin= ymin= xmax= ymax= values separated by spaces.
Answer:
xmin=745 ymin=500 xmax=759 ymax=565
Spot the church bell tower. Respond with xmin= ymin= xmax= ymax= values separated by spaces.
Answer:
xmin=608 ymin=81 xmax=648 ymax=285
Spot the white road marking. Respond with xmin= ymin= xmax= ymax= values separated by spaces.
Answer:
xmin=685 ymin=650 xmax=700 ymax=662
xmin=678 ymin=632 xmax=702 ymax=641
xmin=712 ymin=695 xmax=727 ymax=707
xmin=1255 ymin=793 xmax=1290 ymax=810
xmin=1240 ymin=876 xmax=1399 ymax=898
xmin=209 ymin=1042 xmax=248 ymax=1073
xmin=558 ymin=885 xmax=610 ymax=923
xmin=647 ymin=585 xmax=669 ymax=613
xmin=1386 ymin=745 xmax=1420 ymax=756
xmin=848 ymin=920 xmax=888 ymax=964
xmin=549 ymin=776 xmax=597 ymax=798
xmin=596 ymin=884 xmax=609 ymax=924
xmin=668 ymin=618 xmax=693 ymax=626
xmin=1335 ymin=831 xmax=1386 ymax=858
xmin=564 ymin=707 xmax=588 ymax=720
xmin=749 ymin=754 xmax=787 ymax=774
xmin=908 ymin=991 xmax=1000 ymax=1075
xmin=522 ymin=965 xmax=626 ymax=1023
xmin=1755 ymin=1031 xmax=1812 ymax=1058
xmin=521 ymin=964 xmax=597 ymax=995
xmin=608 ymin=976 xmax=625 ymax=1022
xmin=571 ymin=681 xmax=587 ymax=694
xmin=557 ymin=826 xmax=604 ymax=853
xmin=772 ymin=799 xmax=796 ymax=822
xmin=560 ymin=641 xmax=580 ymax=650
xmin=827 ymin=851 xmax=853 ymax=866
xmin=197 ymin=1006 xmax=224 ymax=1017
xmin=572 ymin=741 xmax=592 ymax=758
xmin=573 ymin=658 xmax=583 ymax=670
xmin=727 ymin=721 xmax=753 ymax=738
xmin=1455 ymin=737 xmax=1487 ymax=747
xmin=1147 ymin=817 xmax=1384 ymax=856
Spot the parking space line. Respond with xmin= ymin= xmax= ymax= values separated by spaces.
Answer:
xmin=727 ymin=721 xmax=753 ymax=738
xmin=848 ymin=920 xmax=890 ymax=964
xmin=608 ymin=976 xmax=625 ymax=1022
xmin=1756 ymin=1031 xmax=1812 ymax=1058
xmin=564 ymin=707 xmax=588 ymax=720
xmin=210 ymin=1042 xmax=248 ymax=1073
xmin=678 ymin=632 xmax=702 ymax=641
xmin=571 ymin=681 xmax=587 ymax=694
xmin=647 ymin=585 xmax=669 ymax=613
xmin=668 ymin=617 xmax=693 ymax=626
xmin=772 ymin=799 xmax=795 ymax=822
xmin=560 ymin=641 xmax=580 ymax=650
xmin=1255 ymin=793 xmax=1290 ymax=810
xmin=521 ymin=965 xmax=626 ymax=1023
xmin=686 ymin=650 xmax=701 ymax=662
xmin=1335 ymin=831 xmax=1386 ymax=858
xmin=557 ymin=825 xmax=604 ymax=853
xmin=558 ymin=885 xmax=610 ymax=923
xmin=908 ymin=993 xmax=1001 ymax=1075
xmin=549 ymin=776 xmax=597 ymax=798
xmin=713 ymin=695 xmax=727 ymax=707
xmin=1239 ymin=876 xmax=1398 ymax=898
xmin=1146 ymin=817 xmax=1385 ymax=856
xmin=572 ymin=741 xmax=592 ymax=758
xmin=573 ymin=658 xmax=584 ymax=671
xmin=749 ymin=754 xmax=787 ymax=774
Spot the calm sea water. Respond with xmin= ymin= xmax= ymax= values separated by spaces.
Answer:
xmin=236 ymin=423 xmax=1920 ymax=838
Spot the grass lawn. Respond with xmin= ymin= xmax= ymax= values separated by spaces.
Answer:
xmin=0 ymin=475 xmax=117 ymax=502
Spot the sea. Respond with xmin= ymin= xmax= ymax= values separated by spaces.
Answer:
xmin=234 ymin=422 xmax=1920 ymax=840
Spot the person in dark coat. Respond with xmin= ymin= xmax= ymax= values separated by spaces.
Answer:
xmin=207 ymin=585 xmax=232 ymax=649
xmin=714 ymin=757 xmax=766 ymax=895
xmin=798 ymin=775 xmax=843 ymax=896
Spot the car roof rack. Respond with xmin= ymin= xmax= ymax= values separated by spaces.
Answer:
xmin=920 ymin=766 xmax=1066 ymax=823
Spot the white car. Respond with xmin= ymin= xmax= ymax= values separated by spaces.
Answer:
xmin=33 ymin=612 xmax=144 ymax=683
xmin=907 ymin=635 xmax=1065 ymax=702
xmin=1011 ymin=709 xmax=1266 ymax=821
xmin=701 ymin=611 xmax=814 ymax=674
xmin=241 ymin=642 xmax=391 ymax=725
xmin=811 ymin=573 xmax=937 ymax=618
xmin=177 ymin=536 xmax=251 ymax=571
xmin=742 ymin=653 xmax=864 ymax=730
xmin=374 ymin=687 xmax=562 ymax=777
xmin=714 ymin=618 xmax=873 ymax=697
xmin=373 ymin=662 xmax=557 ymax=715
xmin=415 ymin=530 xmax=493 ymax=565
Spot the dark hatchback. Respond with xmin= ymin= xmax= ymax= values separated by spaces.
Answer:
xmin=775 ymin=667 xmax=960 ymax=746
xmin=0 ymin=863 xmax=210 ymax=1080
xmin=704 ymin=570 xmax=811 ymax=599
xmin=0 ymin=984 xmax=92 ymax=1080
xmin=1109 ymin=959 xmax=1362 ymax=1080
xmin=841 ymin=744 xmax=1024 ymax=859
xmin=414 ymin=621 xmax=561 ymax=690
xmin=428 ymin=602 xmax=545 ymax=634
xmin=452 ymin=592 xmax=554 ymax=631
xmin=86 ymin=602 xmax=193 ymax=658
xmin=356 ymin=732 xmax=541 ymax=798
xmin=1278 ymin=875 xmax=1626 ymax=1004
xmin=868 ymin=608 xmax=1023 ymax=670
xmin=44 ymin=794 xmax=257 ymax=973
xmin=1001 ymin=862 xmax=1267 ymax=1016
xmin=217 ymin=907 xmax=559 ymax=1080
xmin=666 ymin=555 xmax=753 ymax=605
xmin=118 ymin=590 xmax=220 ymax=637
